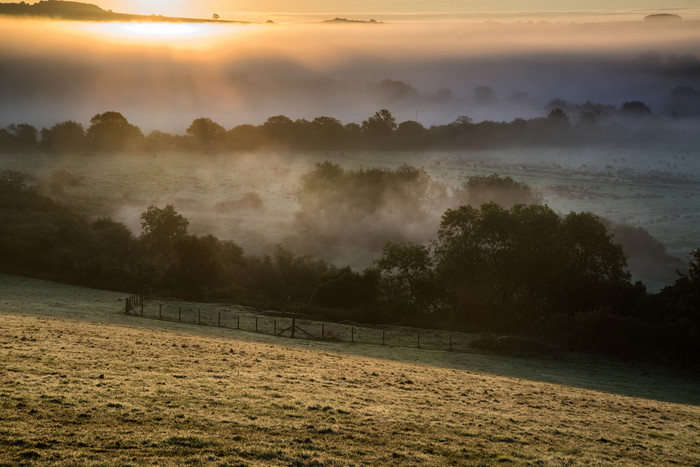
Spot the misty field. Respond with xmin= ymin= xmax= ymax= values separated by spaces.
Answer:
xmin=1 ymin=275 xmax=699 ymax=465
xmin=3 ymin=144 xmax=698 ymax=289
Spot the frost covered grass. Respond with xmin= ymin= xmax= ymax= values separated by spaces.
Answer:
xmin=1 ymin=274 xmax=699 ymax=465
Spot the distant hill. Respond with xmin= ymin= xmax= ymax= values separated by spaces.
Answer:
xmin=0 ymin=0 xmax=244 ymax=23
xmin=644 ymin=13 xmax=683 ymax=22
xmin=322 ymin=17 xmax=381 ymax=24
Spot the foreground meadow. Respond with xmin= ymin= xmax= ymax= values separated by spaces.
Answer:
xmin=1 ymin=275 xmax=699 ymax=465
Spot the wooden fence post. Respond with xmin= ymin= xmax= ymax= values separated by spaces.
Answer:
xmin=449 ymin=333 xmax=452 ymax=352
xmin=351 ymin=327 xmax=354 ymax=343
xmin=159 ymin=304 xmax=162 ymax=319
xmin=417 ymin=331 xmax=420 ymax=349
xmin=274 ymin=319 xmax=277 ymax=335
xmin=291 ymin=318 xmax=296 ymax=338
xmin=178 ymin=307 xmax=181 ymax=322
xmin=140 ymin=301 xmax=144 ymax=316
xmin=255 ymin=317 xmax=258 ymax=332
xmin=218 ymin=311 xmax=221 ymax=327
xmin=236 ymin=316 xmax=240 ymax=329
xmin=321 ymin=324 xmax=325 ymax=340
xmin=382 ymin=329 xmax=385 ymax=346
xmin=198 ymin=309 xmax=201 ymax=325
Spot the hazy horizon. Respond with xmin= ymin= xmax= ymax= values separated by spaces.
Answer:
xmin=13 ymin=0 xmax=697 ymax=23
xmin=2 ymin=17 xmax=700 ymax=132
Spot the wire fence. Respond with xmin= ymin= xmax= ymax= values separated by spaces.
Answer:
xmin=124 ymin=298 xmax=476 ymax=353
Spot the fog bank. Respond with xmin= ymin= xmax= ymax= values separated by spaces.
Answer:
xmin=1 ymin=18 xmax=699 ymax=131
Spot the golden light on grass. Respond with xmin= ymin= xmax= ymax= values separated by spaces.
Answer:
xmin=1 ymin=275 xmax=699 ymax=464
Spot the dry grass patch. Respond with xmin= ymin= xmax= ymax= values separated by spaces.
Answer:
xmin=1 ymin=274 xmax=699 ymax=465
xmin=1 ymin=310 xmax=699 ymax=465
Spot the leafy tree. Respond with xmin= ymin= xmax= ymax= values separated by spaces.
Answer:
xmin=310 ymin=116 xmax=346 ymax=149
xmin=395 ymin=120 xmax=428 ymax=149
xmin=144 ymin=130 xmax=181 ymax=152
xmin=560 ymin=212 xmax=629 ymax=284
xmin=40 ymin=120 xmax=87 ymax=152
xmin=434 ymin=203 xmax=631 ymax=331
xmin=140 ymin=204 xmax=189 ymax=258
xmin=375 ymin=241 xmax=439 ymax=315
xmin=293 ymin=162 xmax=447 ymax=255
xmin=171 ymin=234 xmax=224 ymax=298
xmin=186 ymin=117 xmax=225 ymax=150
xmin=226 ymin=124 xmax=262 ymax=150
xmin=1 ymin=123 xmax=38 ymax=152
xmin=361 ymin=109 xmax=397 ymax=147
xmin=87 ymin=111 xmax=143 ymax=151
xmin=309 ymin=266 xmax=377 ymax=309
xmin=261 ymin=115 xmax=295 ymax=147
xmin=456 ymin=174 xmax=541 ymax=208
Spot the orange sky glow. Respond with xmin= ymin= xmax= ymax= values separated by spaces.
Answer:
xmin=40 ymin=0 xmax=700 ymax=23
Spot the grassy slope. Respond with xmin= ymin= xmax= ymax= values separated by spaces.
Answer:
xmin=1 ymin=275 xmax=699 ymax=465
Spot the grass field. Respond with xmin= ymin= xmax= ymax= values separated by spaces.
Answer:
xmin=1 ymin=274 xmax=699 ymax=465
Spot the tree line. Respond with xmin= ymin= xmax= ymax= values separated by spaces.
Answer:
xmin=1 ymin=168 xmax=698 ymax=364
xmin=0 ymin=102 xmax=679 ymax=154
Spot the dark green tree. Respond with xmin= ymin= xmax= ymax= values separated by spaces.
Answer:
xmin=375 ymin=241 xmax=439 ymax=316
xmin=139 ymin=204 xmax=189 ymax=258
xmin=434 ymin=203 xmax=631 ymax=331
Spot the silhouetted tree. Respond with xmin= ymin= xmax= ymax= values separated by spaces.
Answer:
xmin=395 ymin=120 xmax=428 ymax=149
xmin=293 ymin=162 xmax=447 ymax=254
xmin=144 ymin=130 xmax=181 ymax=152
xmin=361 ymin=109 xmax=397 ymax=147
xmin=140 ymin=204 xmax=189 ymax=259
xmin=87 ymin=111 xmax=143 ymax=151
xmin=434 ymin=202 xmax=631 ymax=331
xmin=262 ymin=115 xmax=296 ymax=147
xmin=186 ymin=117 xmax=225 ymax=151
xmin=375 ymin=241 xmax=439 ymax=317
xmin=40 ymin=120 xmax=87 ymax=152
xmin=226 ymin=124 xmax=263 ymax=150
xmin=620 ymin=101 xmax=653 ymax=117
xmin=310 ymin=116 xmax=346 ymax=149
xmin=1 ymin=123 xmax=38 ymax=152
xmin=455 ymin=174 xmax=541 ymax=208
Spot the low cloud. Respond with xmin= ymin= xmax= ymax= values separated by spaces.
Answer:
xmin=1 ymin=18 xmax=699 ymax=130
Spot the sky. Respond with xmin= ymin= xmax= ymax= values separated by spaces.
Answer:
xmin=86 ymin=0 xmax=700 ymax=22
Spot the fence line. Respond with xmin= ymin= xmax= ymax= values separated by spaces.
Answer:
xmin=123 ymin=298 xmax=474 ymax=353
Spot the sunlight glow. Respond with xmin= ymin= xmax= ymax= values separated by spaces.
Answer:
xmin=122 ymin=22 xmax=201 ymax=37
xmin=71 ymin=21 xmax=252 ymax=48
